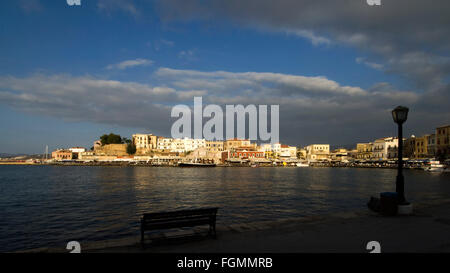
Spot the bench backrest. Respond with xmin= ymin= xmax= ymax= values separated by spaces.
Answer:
xmin=141 ymin=207 xmax=218 ymax=230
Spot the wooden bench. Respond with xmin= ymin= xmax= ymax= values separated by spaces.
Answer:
xmin=140 ymin=207 xmax=219 ymax=246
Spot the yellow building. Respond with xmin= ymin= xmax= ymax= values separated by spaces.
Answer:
xmin=205 ymin=141 xmax=224 ymax=152
xmin=132 ymin=134 xmax=158 ymax=154
xmin=356 ymin=143 xmax=373 ymax=160
xmin=414 ymin=136 xmax=428 ymax=159
xmin=224 ymin=138 xmax=252 ymax=151
xmin=436 ymin=125 xmax=450 ymax=159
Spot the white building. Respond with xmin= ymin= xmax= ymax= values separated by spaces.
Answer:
xmin=372 ymin=137 xmax=398 ymax=160
xmin=157 ymin=137 xmax=206 ymax=153
xmin=271 ymin=143 xmax=297 ymax=158
xmin=69 ymin=147 xmax=86 ymax=153
xmin=305 ymin=144 xmax=330 ymax=161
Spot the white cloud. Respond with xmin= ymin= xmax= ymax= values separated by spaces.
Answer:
xmin=106 ymin=58 xmax=153 ymax=70
xmin=1 ymin=68 xmax=447 ymax=146
xmin=356 ymin=57 xmax=384 ymax=71
xmin=285 ymin=29 xmax=331 ymax=46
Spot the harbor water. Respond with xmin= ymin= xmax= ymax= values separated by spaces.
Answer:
xmin=0 ymin=165 xmax=449 ymax=252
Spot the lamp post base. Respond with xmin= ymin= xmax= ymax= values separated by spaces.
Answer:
xmin=398 ymin=202 xmax=413 ymax=215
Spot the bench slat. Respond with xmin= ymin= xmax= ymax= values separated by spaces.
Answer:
xmin=140 ymin=207 xmax=219 ymax=246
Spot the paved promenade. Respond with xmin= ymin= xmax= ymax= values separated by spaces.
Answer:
xmin=76 ymin=199 xmax=450 ymax=253
xmin=18 ymin=199 xmax=450 ymax=253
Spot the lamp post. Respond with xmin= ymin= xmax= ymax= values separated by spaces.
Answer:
xmin=391 ymin=106 xmax=409 ymax=204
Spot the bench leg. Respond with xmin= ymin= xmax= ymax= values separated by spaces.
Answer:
xmin=141 ymin=228 xmax=145 ymax=249
xmin=209 ymin=223 xmax=217 ymax=239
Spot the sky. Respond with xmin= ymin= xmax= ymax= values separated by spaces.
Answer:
xmin=0 ymin=0 xmax=449 ymax=154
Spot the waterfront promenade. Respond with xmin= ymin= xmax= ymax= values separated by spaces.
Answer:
xmin=22 ymin=199 xmax=450 ymax=253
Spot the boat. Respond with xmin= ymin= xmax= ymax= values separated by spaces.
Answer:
xmin=178 ymin=162 xmax=216 ymax=167
xmin=423 ymin=160 xmax=445 ymax=172
xmin=296 ymin=162 xmax=309 ymax=167
xmin=178 ymin=158 xmax=216 ymax=167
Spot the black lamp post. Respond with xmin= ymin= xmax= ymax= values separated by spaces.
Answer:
xmin=391 ymin=106 xmax=409 ymax=204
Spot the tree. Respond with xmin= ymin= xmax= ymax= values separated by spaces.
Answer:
xmin=100 ymin=133 xmax=123 ymax=145
xmin=127 ymin=143 xmax=137 ymax=155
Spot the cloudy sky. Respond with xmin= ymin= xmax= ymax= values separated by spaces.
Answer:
xmin=0 ymin=0 xmax=449 ymax=154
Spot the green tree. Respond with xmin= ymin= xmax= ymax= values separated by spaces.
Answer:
xmin=100 ymin=133 xmax=123 ymax=145
xmin=127 ymin=143 xmax=137 ymax=155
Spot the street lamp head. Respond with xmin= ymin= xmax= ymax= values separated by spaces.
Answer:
xmin=392 ymin=106 xmax=409 ymax=124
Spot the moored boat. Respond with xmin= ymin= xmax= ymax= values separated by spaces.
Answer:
xmin=423 ymin=160 xmax=445 ymax=172
xmin=178 ymin=161 xmax=216 ymax=167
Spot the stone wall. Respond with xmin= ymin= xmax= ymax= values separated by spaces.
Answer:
xmin=94 ymin=144 xmax=128 ymax=156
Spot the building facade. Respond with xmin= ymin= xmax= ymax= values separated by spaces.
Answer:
xmin=205 ymin=141 xmax=224 ymax=153
xmin=305 ymin=144 xmax=330 ymax=161
xmin=132 ymin=134 xmax=158 ymax=154
xmin=426 ymin=134 xmax=436 ymax=158
xmin=52 ymin=149 xmax=73 ymax=160
xmin=356 ymin=143 xmax=373 ymax=160
xmin=436 ymin=125 xmax=450 ymax=159
xmin=372 ymin=137 xmax=398 ymax=160
xmin=224 ymin=138 xmax=251 ymax=151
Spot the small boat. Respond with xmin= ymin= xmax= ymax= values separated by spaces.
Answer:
xmin=178 ymin=161 xmax=216 ymax=167
xmin=423 ymin=160 xmax=445 ymax=172
xmin=296 ymin=162 xmax=309 ymax=167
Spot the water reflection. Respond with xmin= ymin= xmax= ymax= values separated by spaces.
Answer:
xmin=0 ymin=165 xmax=449 ymax=252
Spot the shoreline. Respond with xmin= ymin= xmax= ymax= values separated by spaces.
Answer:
xmin=14 ymin=198 xmax=450 ymax=253
xmin=0 ymin=162 xmax=431 ymax=170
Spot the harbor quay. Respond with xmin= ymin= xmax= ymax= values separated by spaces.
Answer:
xmin=18 ymin=199 xmax=450 ymax=253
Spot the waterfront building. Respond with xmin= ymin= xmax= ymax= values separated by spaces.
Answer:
xmin=224 ymin=138 xmax=252 ymax=151
xmin=229 ymin=147 xmax=265 ymax=160
xmin=205 ymin=141 xmax=224 ymax=152
xmin=372 ymin=137 xmax=398 ymax=160
xmin=271 ymin=143 xmax=297 ymax=159
xmin=356 ymin=143 xmax=373 ymax=160
xmin=258 ymin=144 xmax=273 ymax=159
xmin=330 ymin=148 xmax=349 ymax=162
xmin=157 ymin=137 xmax=173 ymax=151
xmin=68 ymin=147 xmax=86 ymax=159
xmin=297 ymin=148 xmax=307 ymax=160
xmin=280 ymin=145 xmax=297 ymax=158
xmin=436 ymin=125 xmax=450 ymax=159
xmin=404 ymin=135 xmax=416 ymax=159
xmin=186 ymin=147 xmax=225 ymax=164
xmin=52 ymin=149 xmax=73 ymax=161
xmin=387 ymin=145 xmax=398 ymax=160
xmin=78 ymin=151 xmax=94 ymax=160
xmin=157 ymin=137 xmax=206 ymax=153
xmin=426 ymin=134 xmax=436 ymax=158
xmin=414 ymin=136 xmax=428 ymax=159
xmin=132 ymin=134 xmax=158 ymax=154
xmin=347 ymin=149 xmax=358 ymax=160
xmin=305 ymin=144 xmax=330 ymax=161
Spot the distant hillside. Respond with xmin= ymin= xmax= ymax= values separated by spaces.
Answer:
xmin=0 ymin=153 xmax=28 ymax=158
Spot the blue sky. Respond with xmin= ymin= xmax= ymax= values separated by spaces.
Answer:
xmin=0 ymin=1 xmax=449 ymax=154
